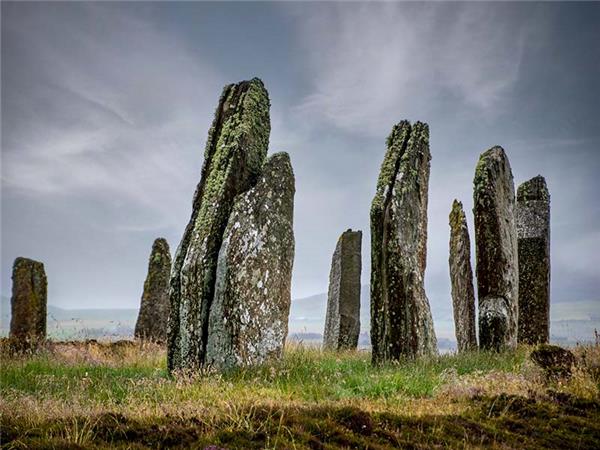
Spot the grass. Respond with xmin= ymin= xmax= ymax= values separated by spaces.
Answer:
xmin=1 ymin=340 xmax=599 ymax=449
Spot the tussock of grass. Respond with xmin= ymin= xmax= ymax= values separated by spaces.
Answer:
xmin=1 ymin=340 xmax=599 ymax=448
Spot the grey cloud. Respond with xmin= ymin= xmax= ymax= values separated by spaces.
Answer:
xmin=2 ymin=2 xmax=598 ymax=331
xmin=290 ymin=2 xmax=543 ymax=137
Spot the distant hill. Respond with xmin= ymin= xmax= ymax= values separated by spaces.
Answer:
xmin=2 ymin=292 xmax=598 ymax=345
xmin=288 ymin=285 xmax=370 ymax=335
xmin=1 ymin=295 xmax=137 ymax=340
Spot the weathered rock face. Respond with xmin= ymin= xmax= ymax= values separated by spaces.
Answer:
xmin=205 ymin=153 xmax=295 ymax=369
xmin=135 ymin=238 xmax=172 ymax=342
xmin=449 ymin=200 xmax=477 ymax=352
xmin=168 ymin=78 xmax=270 ymax=372
xmin=473 ymin=146 xmax=519 ymax=350
xmin=10 ymin=257 xmax=47 ymax=343
xmin=323 ymin=229 xmax=362 ymax=351
xmin=370 ymin=121 xmax=437 ymax=363
xmin=517 ymin=176 xmax=550 ymax=345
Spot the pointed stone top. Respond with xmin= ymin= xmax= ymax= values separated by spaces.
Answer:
xmin=480 ymin=145 xmax=506 ymax=159
xmin=473 ymin=146 xmax=514 ymax=194
xmin=14 ymin=257 xmax=44 ymax=267
xmin=152 ymin=238 xmax=169 ymax=251
xmin=449 ymin=200 xmax=467 ymax=228
xmin=260 ymin=152 xmax=294 ymax=190
xmin=517 ymin=175 xmax=549 ymax=202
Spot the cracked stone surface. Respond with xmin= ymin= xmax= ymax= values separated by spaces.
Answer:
xmin=135 ymin=238 xmax=172 ymax=342
xmin=370 ymin=120 xmax=437 ymax=363
xmin=10 ymin=257 xmax=47 ymax=343
xmin=323 ymin=229 xmax=362 ymax=351
xmin=449 ymin=200 xmax=477 ymax=352
xmin=517 ymin=175 xmax=550 ymax=345
xmin=206 ymin=152 xmax=295 ymax=369
xmin=168 ymin=78 xmax=271 ymax=372
xmin=473 ymin=146 xmax=519 ymax=350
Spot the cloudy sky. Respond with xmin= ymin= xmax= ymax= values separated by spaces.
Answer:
xmin=2 ymin=2 xmax=599 ymax=327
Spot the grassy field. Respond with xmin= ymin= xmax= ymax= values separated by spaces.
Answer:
xmin=1 ymin=340 xmax=599 ymax=449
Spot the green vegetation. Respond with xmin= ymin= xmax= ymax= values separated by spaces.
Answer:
xmin=1 ymin=341 xmax=599 ymax=448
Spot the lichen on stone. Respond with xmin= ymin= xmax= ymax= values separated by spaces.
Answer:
xmin=168 ymin=78 xmax=271 ymax=372
xmin=135 ymin=238 xmax=171 ymax=343
xmin=323 ymin=229 xmax=362 ymax=351
xmin=370 ymin=121 xmax=437 ymax=364
xmin=473 ymin=146 xmax=519 ymax=351
xmin=517 ymin=176 xmax=550 ymax=345
xmin=448 ymin=200 xmax=477 ymax=352
xmin=10 ymin=257 xmax=47 ymax=346
xmin=206 ymin=152 xmax=295 ymax=370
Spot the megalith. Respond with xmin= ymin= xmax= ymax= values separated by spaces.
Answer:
xmin=448 ymin=200 xmax=477 ymax=352
xmin=206 ymin=153 xmax=295 ymax=369
xmin=168 ymin=78 xmax=271 ymax=372
xmin=473 ymin=146 xmax=519 ymax=350
xmin=517 ymin=176 xmax=550 ymax=345
xmin=135 ymin=238 xmax=172 ymax=342
xmin=370 ymin=121 xmax=437 ymax=364
xmin=10 ymin=257 xmax=47 ymax=344
xmin=323 ymin=229 xmax=362 ymax=351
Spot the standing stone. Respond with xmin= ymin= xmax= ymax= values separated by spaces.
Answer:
xmin=10 ymin=257 xmax=47 ymax=344
xmin=370 ymin=121 xmax=437 ymax=364
xmin=448 ymin=200 xmax=477 ymax=352
xmin=168 ymin=78 xmax=270 ymax=372
xmin=323 ymin=229 xmax=362 ymax=351
xmin=517 ymin=176 xmax=550 ymax=345
xmin=205 ymin=153 xmax=295 ymax=369
xmin=135 ymin=238 xmax=172 ymax=342
xmin=473 ymin=146 xmax=519 ymax=350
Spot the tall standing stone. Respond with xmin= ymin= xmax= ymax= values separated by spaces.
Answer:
xmin=135 ymin=238 xmax=172 ymax=342
xmin=448 ymin=200 xmax=477 ymax=352
xmin=370 ymin=121 xmax=437 ymax=364
xmin=205 ymin=153 xmax=295 ymax=369
xmin=473 ymin=146 xmax=519 ymax=350
xmin=168 ymin=78 xmax=270 ymax=372
xmin=10 ymin=257 xmax=47 ymax=344
xmin=323 ymin=229 xmax=362 ymax=351
xmin=517 ymin=176 xmax=550 ymax=345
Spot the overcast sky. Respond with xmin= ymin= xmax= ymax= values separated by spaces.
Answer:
xmin=2 ymin=2 xmax=599 ymax=324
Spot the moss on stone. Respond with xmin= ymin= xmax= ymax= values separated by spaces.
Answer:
xmin=168 ymin=78 xmax=271 ymax=372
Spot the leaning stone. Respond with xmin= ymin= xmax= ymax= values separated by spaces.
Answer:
xmin=205 ymin=153 xmax=295 ymax=369
xmin=530 ymin=344 xmax=575 ymax=380
xmin=370 ymin=121 xmax=437 ymax=363
xmin=323 ymin=229 xmax=362 ymax=351
xmin=473 ymin=146 xmax=519 ymax=350
xmin=517 ymin=176 xmax=550 ymax=345
xmin=135 ymin=238 xmax=172 ymax=343
xmin=448 ymin=200 xmax=477 ymax=352
xmin=10 ymin=257 xmax=47 ymax=346
xmin=168 ymin=78 xmax=270 ymax=372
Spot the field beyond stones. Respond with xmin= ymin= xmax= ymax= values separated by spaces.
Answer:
xmin=1 ymin=341 xmax=600 ymax=449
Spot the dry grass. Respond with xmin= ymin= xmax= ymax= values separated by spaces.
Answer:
xmin=1 ymin=339 xmax=599 ymax=448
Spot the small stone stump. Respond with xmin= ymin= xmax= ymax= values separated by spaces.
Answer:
xmin=530 ymin=344 xmax=575 ymax=380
